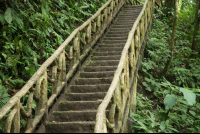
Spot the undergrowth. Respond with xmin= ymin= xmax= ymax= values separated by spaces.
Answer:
xmin=131 ymin=3 xmax=200 ymax=133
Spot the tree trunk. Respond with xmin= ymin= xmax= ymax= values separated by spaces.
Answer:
xmin=159 ymin=0 xmax=178 ymax=78
xmin=191 ymin=0 xmax=200 ymax=55
xmin=163 ymin=0 xmax=175 ymax=17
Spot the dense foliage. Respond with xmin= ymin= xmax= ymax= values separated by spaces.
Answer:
xmin=0 ymin=0 xmax=108 ymax=132
xmin=131 ymin=0 xmax=200 ymax=133
xmin=0 ymin=0 xmax=107 ymax=108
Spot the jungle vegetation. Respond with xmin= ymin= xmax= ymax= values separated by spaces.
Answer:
xmin=0 ymin=0 xmax=199 ymax=133
xmin=0 ymin=0 xmax=107 ymax=131
xmin=131 ymin=0 xmax=200 ymax=133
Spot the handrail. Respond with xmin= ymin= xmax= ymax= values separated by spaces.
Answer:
xmin=0 ymin=0 xmax=127 ymax=133
xmin=94 ymin=0 xmax=155 ymax=132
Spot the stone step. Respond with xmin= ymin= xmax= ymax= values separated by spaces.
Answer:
xmin=107 ymin=30 xmax=130 ymax=34
xmin=114 ymin=21 xmax=135 ymax=24
xmin=118 ymin=12 xmax=138 ymax=18
xmin=69 ymin=84 xmax=110 ymax=93
xmin=122 ymin=9 xmax=142 ymax=12
xmin=65 ymin=92 xmax=107 ymax=101
xmin=117 ymin=16 xmax=137 ymax=19
xmin=124 ymin=7 xmax=143 ymax=10
xmin=52 ymin=110 xmax=109 ymax=122
xmin=105 ymin=34 xmax=128 ymax=38
xmin=123 ymin=5 xmax=143 ymax=11
xmin=58 ymin=101 xmax=110 ymax=111
xmin=109 ymin=28 xmax=131 ymax=32
xmin=93 ymin=51 xmax=122 ymax=56
xmin=98 ymin=43 xmax=125 ymax=47
xmin=115 ymin=20 xmax=135 ymax=24
xmin=120 ymin=13 xmax=141 ymax=16
xmin=103 ymin=36 xmax=128 ymax=41
xmin=102 ymin=40 xmax=127 ymax=44
xmin=87 ymin=60 xmax=119 ymax=66
xmin=111 ymin=24 xmax=133 ymax=28
xmin=80 ymin=71 xmax=115 ymax=78
xmin=75 ymin=78 xmax=113 ymax=85
xmin=95 ymin=47 xmax=123 ymax=52
xmin=91 ymin=55 xmax=121 ymax=61
xmin=83 ymin=66 xmax=117 ymax=72
xmin=46 ymin=121 xmax=95 ymax=133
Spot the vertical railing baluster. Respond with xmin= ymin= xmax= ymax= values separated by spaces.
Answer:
xmin=134 ymin=34 xmax=138 ymax=63
xmin=35 ymin=71 xmax=47 ymax=116
xmin=52 ymin=60 xmax=57 ymax=95
xmin=116 ymin=82 xmax=122 ymax=133
xmin=27 ymin=88 xmax=33 ymax=130
xmin=4 ymin=109 xmax=17 ymax=133
xmin=12 ymin=100 xmax=20 ymax=133
xmin=135 ymin=26 xmax=140 ymax=62
xmin=69 ymin=44 xmax=74 ymax=70
xmin=108 ymin=95 xmax=116 ymax=133
xmin=97 ymin=15 xmax=101 ymax=34
xmin=62 ymin=51 xmax=66 ymax=82
xmin=129 ymin=37 xmax=136 ymax=79
xmin=81 ymin=32 xmax=86 ymax=51
xmin=120 ymin=70 xmax=125 ymax=127
xmin=87 ymin=23 xmax=92 ymax=43
xmin=104 ymin=8 xmax=108 ymax=26
xmin=145 ymin=10 xmax=148 ymax=32
xmin=73 ymin=33 xmax=80 ymax=64
xmin=92 ymin=22 xmax=97 ymax=34
xmin=101 ymin=11 xmax=104 ymax=26
xmin=58 ymin=51 xmax=65 ymax=86
xmin=126 ymin=54 xmax=129 ymax=90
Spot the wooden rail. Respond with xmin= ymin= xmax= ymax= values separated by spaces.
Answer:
xmin=0 ymin=0 xmax=128 ymax=133
xmin=94 ymin=0 xmax=155 ymax=132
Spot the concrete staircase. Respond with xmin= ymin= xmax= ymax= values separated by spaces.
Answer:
xmin=45 ymin=5 xmax=143 ymax=133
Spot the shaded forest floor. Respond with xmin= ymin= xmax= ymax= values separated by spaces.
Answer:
xmin=131 ymin=6 xmax=200 ymax=133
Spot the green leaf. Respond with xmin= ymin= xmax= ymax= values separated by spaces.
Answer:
xmin=189 ymin=110 xmax=196 ymax=116
xmin=177 ymin=54 xmax=182 ymax=59
xmin=0 ymin=14 xmax=5 ymax=25
xmin=137 ymin=120 xmax=153 ymax=133
xmin=142 ymin=82 xmax=148 ymax=87
xmin=19 ymin=40 xmax=23 ymax=50
xmin=181 ymin=114 xmax=187 ymax=120
xmin=180 ymin=88 xmax=196 ymax=105
xmin=160 ymin=121 xmax=166 ymax=130
xmin=4 ymin=8 xmax=12 ymax=24
xmin=164 ymin=94 xmax=177 ymax=110
xmin=2 ymin=53 xmax=7 ymax=59
xmin=14 ymin=16 xmax=23 ymax=28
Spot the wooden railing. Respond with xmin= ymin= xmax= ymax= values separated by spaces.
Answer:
xmin=0 ymin=0 xmax=128 ymax=133
xmin=94 ymin=0 xmax=155 ymax=132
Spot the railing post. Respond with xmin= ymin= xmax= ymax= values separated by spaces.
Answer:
xmin=97 ymin=14 xmax=101 ymax=34
xmin=129 ymin=37 xmax=136 ymax=81
xmin=52 ymin=61 xmax=58 ymax=95
xmin=12 ymin=100 xmax=20 ymax=133
xmin=87 ymin=23 xmax=92 ymax=43
xmin=35 ymin=71 xmax=47 ymax=116
xmin=27 ymin=88 xmax=34 ymax=130
xmin=4 ymin=109 xmax=18 ymax=133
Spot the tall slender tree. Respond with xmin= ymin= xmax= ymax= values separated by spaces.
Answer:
xmin=159 ymin=0 xmax=179 ymax=78
xmin=163 ymin=0 xmax=175 ymax=16
xmin=191 ymin=0 xmax=200 ymax=55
